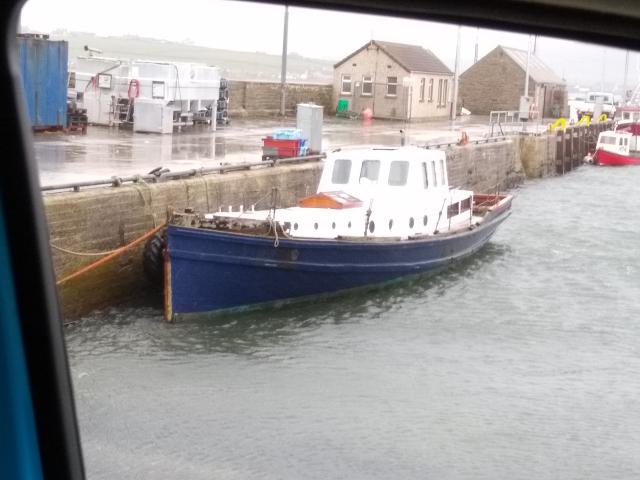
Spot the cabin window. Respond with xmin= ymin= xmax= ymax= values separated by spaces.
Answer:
xmin=422 ymin=162 xmax=429 ymax=188
xmin=362 ymin=75 xmax=373 ymax=96
xmin=460 ymin=197 xmax=471 ymax=212
xmin=388 ymin=161 xmax=409 ymax=186
xmin=359 ymin=160 xmax=380 ymax=183
xmin=447 ymin=202 xmax=460 ymax=218
xmin=431 ymin=162 xmax=438 ymax=187
xmin=332 ymin=159 xmax=352 ymax=184
xmin=624 ymin=138 xmax=629 ymax=146
xmin=387 ymin=76 xmax=398 ymax=96
xmin=624 ymin=112 xmax=631 ymax=120
xmin=600 ymin=136 xmax=616 ymax=145
xmin=341 ymin=75 xmax=352 ymax=95
xmin=439 ymin=159 xmax=446 ymax=184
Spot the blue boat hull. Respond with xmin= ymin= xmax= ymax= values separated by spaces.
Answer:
xmin=166 ymin=208 xmax=511 ymax=319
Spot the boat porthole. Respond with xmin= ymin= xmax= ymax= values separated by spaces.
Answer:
xmin=409 ymin=217 xmax=414 ymax=228
xmin=423 ymin=215 xmax=428 ymax=226
xmin=314 ymin=222 xmax=318 ymax=230
xmin=332 ymin=222 xmax=336 ymax=229
xmin=348 ymin=221 xmax=352 ymax=228
xmin=294 ymin=223 xmax=298 ymax=230
xmin=388 ymin=219 xmax=393 ymax=230
xmin=369 ymin=221 xmax=375 ymax=233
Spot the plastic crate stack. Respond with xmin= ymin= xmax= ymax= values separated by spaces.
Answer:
xmin=262 ymin=128 xmax=308 ymax=161
xmin=217 ymin=78 xmax=229 ymax=126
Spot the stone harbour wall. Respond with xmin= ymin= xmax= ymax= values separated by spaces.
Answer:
xmin=229 ymin=80 xmax=333 ymax=117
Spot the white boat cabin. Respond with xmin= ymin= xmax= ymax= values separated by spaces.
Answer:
xmin=210 ymin=146 xmax=478 ymax=240
xmin=596 ymin=131 xmax=636 ymax=156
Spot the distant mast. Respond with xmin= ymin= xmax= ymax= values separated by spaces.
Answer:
xmin=451 ymin=26 xmax=461 ymax=120
xmin=623 ymin=50 xmax=629 ymax=104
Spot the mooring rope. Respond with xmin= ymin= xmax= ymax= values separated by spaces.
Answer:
xmin=50 ymin=243 xmax=122 ymax=257
xmin=56 ymin=223 xmax=166 ymax=286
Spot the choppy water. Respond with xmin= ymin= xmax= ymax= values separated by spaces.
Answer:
xmin=66 ymin=166 xmax=640 ymax=479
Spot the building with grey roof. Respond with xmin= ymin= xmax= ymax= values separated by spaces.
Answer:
xmin=333 ymin=40 xmax=454 ymax=120
xmin=459 ymin=45 xmax=567 ymax=118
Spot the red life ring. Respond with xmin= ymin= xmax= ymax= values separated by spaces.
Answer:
xmin=128 ymin=79 xmax=140 ymax=100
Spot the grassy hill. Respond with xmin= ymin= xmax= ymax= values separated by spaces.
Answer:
xmin=48 ymin=30 xmax=334 ymax=84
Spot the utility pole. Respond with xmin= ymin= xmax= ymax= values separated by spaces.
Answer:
xmin=280 ymin=5 xmax=289 ymax=117
xmin=451 ymin=25 xmax=461 ymax=120
xmin=524 ymin=35 xmax=531 ymax=97
xmin=474 ymin=27 xmax=479 ymax=64
xmin=601 ymin=47 xmax=606 ymax=92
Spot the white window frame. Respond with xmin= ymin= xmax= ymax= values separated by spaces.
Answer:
xmin=419 ymin=78 xmax=425 ymax=102
xmin=386 ymin=76 xmax=398 ymax=97
xmin=361 ymin=75 xmax=373 ymax=96
xmin=428 ymin=78 xmax=434 ymax=102
xmin=341 ymin=74 xmax=352 ymax=95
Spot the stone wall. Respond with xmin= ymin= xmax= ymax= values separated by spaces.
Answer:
xmin=459 ymin=48 xmax=531 ymax=115
xmin=229 ymin=80 xmax=333 ymax=117
xmin=446 ymin=139 xmax=525 ymax=193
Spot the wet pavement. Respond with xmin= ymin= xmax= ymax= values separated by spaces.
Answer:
xmin=35 ymin=116 xmax=503 ymax=187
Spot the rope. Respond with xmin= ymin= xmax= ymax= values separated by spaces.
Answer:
xmin=132 ymin=178 xmax=157 ymax=227
xmin=269 ymin=216 xmax=279 ymax=248
xmin=51 ymin=243 xmax=122 ymax=257
xmin=56 ymin=223 xmax=166 ymax=286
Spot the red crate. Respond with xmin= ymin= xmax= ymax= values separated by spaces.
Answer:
xmin=262 ymin=137 xmax=301 ymax=158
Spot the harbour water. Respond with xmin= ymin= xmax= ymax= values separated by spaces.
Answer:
xmin=66 ymin=165 xmax=640 ymax=479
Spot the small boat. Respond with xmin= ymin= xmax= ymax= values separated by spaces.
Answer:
xmin=164 ymin=146 xmax=513 ymax=320
xmin=592 ymin=121 xmax=640 ymax=166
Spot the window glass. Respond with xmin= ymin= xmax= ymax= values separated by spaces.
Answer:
xmin=359 ymin=160 xmax=380 ymax=183
xmin=447 ymin=202 xmax=460 ymax=218
xmin=439 ymin=159 xmax=446 ymax=184
xmin=428 ymin=79 xmax=434 ymax=102
xmin=362 ymin=75 xmax=373 ymax=95
xmin=460 ymin=197 xmax=471 ymax=212
xmin=332 ymin=159 xmax=352 ymax=184
xmin=431 ymin=161 xmax=438 ymax=187
xmin=388 ymin=161 xmax=409 ymax=186
xmin=341 ymin=74 xmax=352 ymax=94
xmin=387 ymin=76 xmax=398 ymax=96
xmin=419 ymin=78 xmax=425 ymax=101
xmin=422 ymin=162 xmax=429 ymax=188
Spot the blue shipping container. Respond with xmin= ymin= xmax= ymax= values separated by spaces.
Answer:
xmin=17 ymin=36 xmax=68 ymax=129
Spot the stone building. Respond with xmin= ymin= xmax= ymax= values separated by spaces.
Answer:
xmin=333 ymin=40 xmax=454 ymax=120
xmin=459 ymin=46 xmax=567 ymax=118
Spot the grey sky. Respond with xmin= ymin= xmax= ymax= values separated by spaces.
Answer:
xmin=20 ymin=0 xmax=639 ymax=91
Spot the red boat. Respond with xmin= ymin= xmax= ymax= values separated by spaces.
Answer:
xmin=592 ymin=122 xmax=640 ymax=166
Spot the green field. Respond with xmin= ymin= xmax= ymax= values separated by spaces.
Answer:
xmin=50 ymin=30 xmax=333 ymax=84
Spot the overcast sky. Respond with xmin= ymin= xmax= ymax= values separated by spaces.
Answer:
xmin=19 ymin=0 xmax=640 ymax=90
